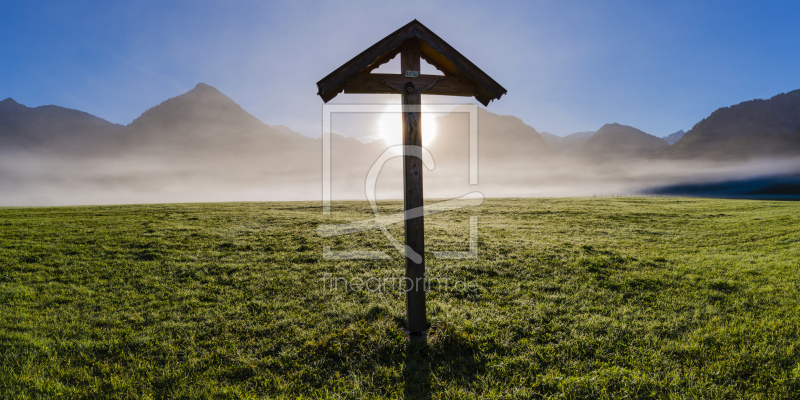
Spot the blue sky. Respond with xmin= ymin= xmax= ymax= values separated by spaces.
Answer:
xmin=2 ymin=0 xmax=800 ymax=139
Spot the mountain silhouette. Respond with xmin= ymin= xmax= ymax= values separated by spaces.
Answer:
xmin=3 ymin=83 xmax=800 ymax=205
xmin=573 ymin=123 xmax=668 ymax=161
xmin=541 ymin=130 xmax=595 ymax=153
xmin=665 ymin=89 xmax=800 ymax=159
xmin=129 ymin=83 xmax=264 ymax=133
xmin=539 ymin=131 xmax=560 ymax=143
xmin=0 ymin=97 xmax=122 ymax=154
xmin=434 ymin=107 xmax=551 ymax=162
xmin=662 ymin=129 xmax=685 ymax=145
xmin=122 ymin=83 xmax=309 ymax=157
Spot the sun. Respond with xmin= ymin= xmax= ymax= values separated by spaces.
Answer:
xmin=377 ymin=104 xmax=439 ymax=147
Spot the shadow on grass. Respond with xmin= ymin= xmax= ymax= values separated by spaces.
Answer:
xmin=401 ymin=325 xmax=486 ymax=399
xmin=403 ymin=339 xmax=431 ymax=400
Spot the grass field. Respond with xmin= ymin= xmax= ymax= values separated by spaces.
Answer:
xmin=1 ymin=197 xmax=800 ymax=399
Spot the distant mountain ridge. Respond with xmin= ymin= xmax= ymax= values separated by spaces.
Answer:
xmin=122 ymin=83 xmax=307 ymax=154
xmin=540 ymin=130 xmax=594 ymax=153
xmin=129 ymin=83 xmax=264 ymax=131
xmin=574 ymin=123 xmax=668 ymax=160
xmin=3 ymin=83 xmax=800 ymax=205
xmin=663 ymin=130 xmax=685 ymax=145
xmin=6 ymin=85 xmax=800 ymax=163
xmin=665 ymin=89 xmax=800 ymax=159
xmin=0 ymin=97 xmax=122 ymax=153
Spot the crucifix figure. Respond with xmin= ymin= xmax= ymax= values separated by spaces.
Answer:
xmin=380 ymin=78 xmax=440 ymax=101
xmin=317 ymin=20 xmax=506 ymax=341
xmin=381 ymin=77 xmax=440 ymax=148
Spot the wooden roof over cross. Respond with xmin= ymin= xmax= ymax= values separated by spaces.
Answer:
xmin=316 ymin=20 xmax=507 ymax=106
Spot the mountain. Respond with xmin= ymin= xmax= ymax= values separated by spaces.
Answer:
xmin=0 ymin=84 xmax=327 ymax=206
xmin=574 ymin=123 xmax=668 ymax=161
xmin=665 ymin=89 xmax=800 ymax=159
xmin=567 ymin=131 xmax=596 ymax=140
xmin=122 ymin=83 xmax=308 ymax=155
xmin=429 ymin=107 xmax=552 ymax=179
xmin=559 ymin=131 xmax=594 ymax=153
xmin=273 ymin=124 xmax=311 ymax=141
xmin=0 ymin=97 xmax=122 ymax=154
xmin=663 ymin=129 xmax=685 ymax=145
xmin=475 ymin=108 xmax=552 ymax=162
xmin=539 ymin=130 xmax=594 ymax=153
xmin=539 ymin=131 xmax=560 ymax=145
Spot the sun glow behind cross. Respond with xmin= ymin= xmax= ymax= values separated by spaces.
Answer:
xmin=377 ymin=104 xmax=440 ymax=147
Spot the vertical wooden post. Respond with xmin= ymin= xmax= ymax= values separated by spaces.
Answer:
xmin=317 ymin=21 xmax=507 ymax=343
xmin=401 ymin=39 xmax=427 ymax=337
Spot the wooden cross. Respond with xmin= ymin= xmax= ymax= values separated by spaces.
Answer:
xmin=317 ymin=20 xmax=506 ymax=339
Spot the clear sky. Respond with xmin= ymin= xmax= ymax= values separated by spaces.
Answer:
xmin=2 ymin=0 xmax=800 ymax=139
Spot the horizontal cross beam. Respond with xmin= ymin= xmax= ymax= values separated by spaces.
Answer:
xmin=341 ymin=73 xmax=478 ymax=97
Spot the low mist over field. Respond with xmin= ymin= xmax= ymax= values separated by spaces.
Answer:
xmin=2 ymin=84 xmax=800 ymax=205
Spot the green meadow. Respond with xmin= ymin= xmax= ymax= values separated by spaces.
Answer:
xmin=1 ymin=197 xmax=799 ymax=399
